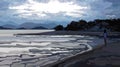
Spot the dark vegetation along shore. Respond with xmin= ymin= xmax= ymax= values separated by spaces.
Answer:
xmin=54 ymin=18 xmax=120 ymax=32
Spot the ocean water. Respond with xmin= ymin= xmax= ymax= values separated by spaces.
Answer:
xmin=0 ymin=30 xmax=103 ymax=67
xmin=0 ymin=30 xmax=54 ymax=36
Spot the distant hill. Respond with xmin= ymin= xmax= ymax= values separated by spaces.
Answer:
xmin=0 ymin=21 xmax=57 ymax=29
xmin=0 ymin=21 xmax=18 ymax=26
xmin=19 ymin=22 xmax=56 ymax=29
xmin=2 ymin=24 xmax=17 ymax=29
xmin=32 ymin=26 xmax=47 ymax=29
xmin=0 ymin=26 xmax=12 ymax=29
xmin=19 ymin=22 xmax=40 ymax=29
xmin=0 ymin=26 xmax=6 ymax=29
xmin=40 ymin=22 xmax=57 ymax=28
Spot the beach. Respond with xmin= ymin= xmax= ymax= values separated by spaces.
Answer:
xmin=50 ymin=41 xmax=120 ymax=67
xmin=38 ymin=31 xmax=120 ymax=67
xmin=24 ymin=31 xmax=120 ymax=67
xmin=0 ymin=30 xmax=119 ymax=67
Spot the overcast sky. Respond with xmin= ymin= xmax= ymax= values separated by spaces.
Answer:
xmin=0 ymin=0 xmax=120 ymax=25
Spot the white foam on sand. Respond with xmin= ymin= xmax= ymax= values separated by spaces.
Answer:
xmin=13 ymin=42 xmax=51 ymax=46
xmin=0 ymin=42 xmax=51 ymax=47
xmin=50 ymin=35 xmax=73 ymax=37
xmin=0 ymin=34 xmax=13 ymax=37
xmin=47 ymin=35 xmax=85 ymax=38
xmin=0 ymin=37 xmax=75 ymax=42
xmin=0 ymin=47 xmax=30 ymax=53
xmin=27 ymin=38 xmax=75 ymax=41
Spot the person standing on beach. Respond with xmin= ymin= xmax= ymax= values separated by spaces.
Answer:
xmin=104 ymin=29 xmax=107 ymax=46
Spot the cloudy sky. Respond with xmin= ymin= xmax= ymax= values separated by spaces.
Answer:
xmin=0 ymin=0 xmax=120 ymax=25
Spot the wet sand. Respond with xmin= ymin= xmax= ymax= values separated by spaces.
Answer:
xmin=16 ymin=31 xmax=120 ymax=67
xmin=49 ymin=41 xmax=120 ymax=67
xmin=1 ymin=30 xmax=120 ymax=67
xmin=0 ymin=35 xmax=103 ymax=67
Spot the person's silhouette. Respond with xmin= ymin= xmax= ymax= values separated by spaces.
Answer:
xmin=104 ymin=29 xmax=107 ymax=46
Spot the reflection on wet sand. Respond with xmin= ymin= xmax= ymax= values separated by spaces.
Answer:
xmin=0 ymin=35 xmax=103 ymax=67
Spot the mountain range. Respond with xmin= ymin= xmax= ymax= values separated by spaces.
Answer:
xmin=0 ymin=22 xmax=57 ymax=29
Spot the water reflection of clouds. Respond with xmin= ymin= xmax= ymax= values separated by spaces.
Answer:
xmin=0 ymin=35 xmax=103 ymax=67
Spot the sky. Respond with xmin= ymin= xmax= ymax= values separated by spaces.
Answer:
xmin=0 ymin=0 xmax=120 ymax=25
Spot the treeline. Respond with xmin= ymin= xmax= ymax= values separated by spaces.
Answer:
xmin=54 ymin=18 xmax=120 ymax=32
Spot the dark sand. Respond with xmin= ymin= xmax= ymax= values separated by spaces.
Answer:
xmin=69 ymin=42 xmax=120 ymax=67
xmin=48 ymin=41 xmax=120 ymax=67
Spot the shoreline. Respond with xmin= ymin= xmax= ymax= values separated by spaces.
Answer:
xmin=0 ymin=30 xmax=119 ymax=67
xmin=16 ymin=31 xmax=120 ymax=38
xmin=0 ymin=34 xmax=104 ymax=67
xmin=45 ymin=41 xmax=120 ymax=67
xmin=43 ymin=42 xmax=105 ymax=67
xmin=15 ymin=31 xmax=120 ymax=67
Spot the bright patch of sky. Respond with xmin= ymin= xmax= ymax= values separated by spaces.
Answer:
xmin=0 ymin=0 xmax=120 ymax=25
xmin=9 ymin=0 xmax=89 ymax=19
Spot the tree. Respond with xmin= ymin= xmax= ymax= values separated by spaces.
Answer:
xmin=65 ymin=20 xmax=88 ymax=31
xmin=56 ymin=18 xmax=120 ymax=32
xmin=78 ymin=20 xmax=87 ymax=30
xmin=54 ymin=25 xmax=64 ymax=31
xmin=65 ymin=21 xmax=79 ymax=31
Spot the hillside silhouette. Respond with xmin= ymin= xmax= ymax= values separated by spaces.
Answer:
xmin=54 ymin=18 xmax=120 ymax=32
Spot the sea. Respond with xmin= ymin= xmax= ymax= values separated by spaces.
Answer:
xmin=0 ymin=30 xmax=103 ymax=67
xmin=0 ymin=30 xmax=54 ymax=36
